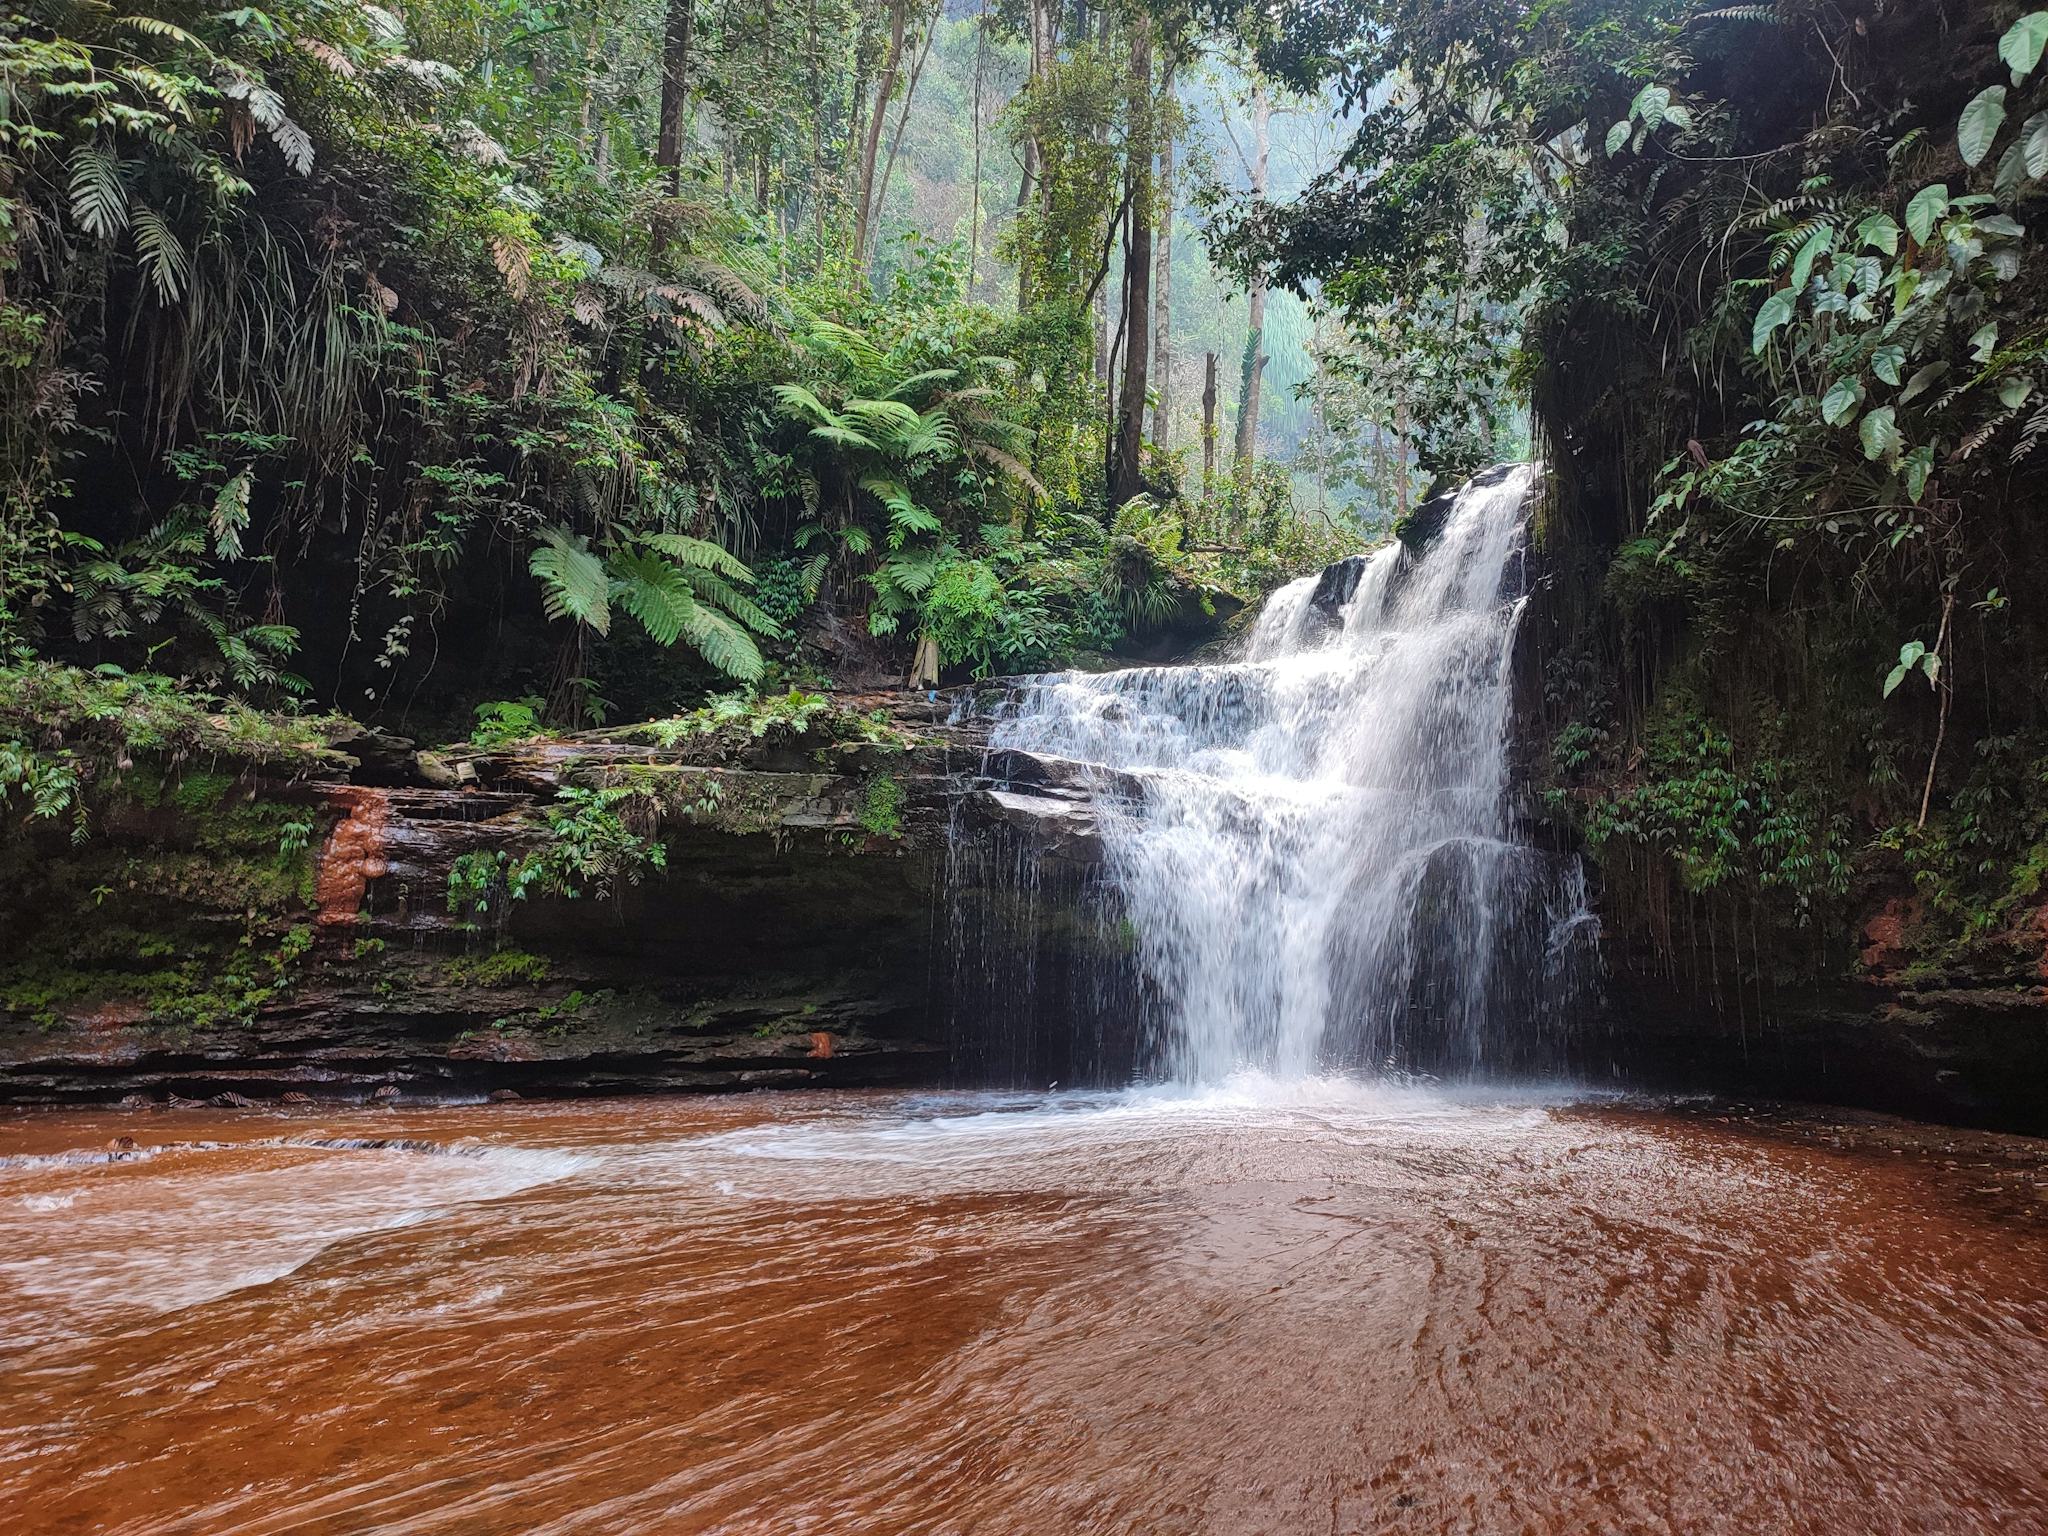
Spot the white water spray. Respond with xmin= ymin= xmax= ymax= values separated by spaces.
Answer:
xmin=990 ymin=465 xmax=1593 ymax=1082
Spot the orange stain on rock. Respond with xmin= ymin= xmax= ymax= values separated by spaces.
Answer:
xmin=807 ymin=1031 xmax=835 ymax=1060
xmin=1859 ymin=896 xmax=1922 ymax=974
xmin=316 ymin=787 xmax=390 ymax=928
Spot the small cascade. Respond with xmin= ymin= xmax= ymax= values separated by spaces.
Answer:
xmin=983 ymin=463 xmax=1599 ymax=1084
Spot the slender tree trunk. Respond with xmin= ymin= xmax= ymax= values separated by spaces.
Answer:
xmin=1918 ymin=588 xmax=1958 ymax=828
xmin=1201 ymin=350 xmax=1218 ymax=498
xmin=870 ymin=13 xmax=936 ymax=270
xmin=1394 ymin=391 xmax=1411 ymax=515
xmin=969 ymin=0 xmax=986 ymax=291
xmin=655 ymin=0 xmax=695 ymax=194
xmin=844 ymin=5 xmax=879 ymax=234
xmin=805 ymin=0 xmax=828 ymax=247
xmin=1150 ymin=62 xmax=1175 ymax=450
xmin=1017 ymin=0 xmax=1051 ymax=310
xmin=853 ymin=0 xmax=909 ymax=269
xmin=1110 ymin=22 xmax=1153 ymax=508
xmin=1231 ymin=82 xmax=1271 ymax=470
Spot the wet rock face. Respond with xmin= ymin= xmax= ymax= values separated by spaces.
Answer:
xmin=0 ymin=685 xmax=1146 ymax=1108
xmin=0 ymin=694 xmax=993 ymax=1106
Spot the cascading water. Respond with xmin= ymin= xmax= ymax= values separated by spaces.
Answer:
xmin=987 ymin=463 xmax=1597 ymax=1083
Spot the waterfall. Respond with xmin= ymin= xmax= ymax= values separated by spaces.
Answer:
xmin=987 ymin=464 xmax=1596 ymax=1084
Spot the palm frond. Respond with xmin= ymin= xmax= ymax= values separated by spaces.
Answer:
xmin=67 ymin=145 xmax=129 ymax=238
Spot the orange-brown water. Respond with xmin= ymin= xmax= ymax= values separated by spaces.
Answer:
xmin=3 ymin=1084 xmax=2046 ymax=1536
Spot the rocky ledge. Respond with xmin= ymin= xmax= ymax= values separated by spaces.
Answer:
xmin=0 ymin=685 xmax=1141 ymax=1106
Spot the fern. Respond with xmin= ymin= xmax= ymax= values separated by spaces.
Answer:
xmin=842 ymin=397 xmax=923 ymax=438
xmin=641 ymin=531 xmax=750 ymax=581
xmin=679 ymin=569 xmax=781 ymax=637
xmin=530 ymin=526 xmax=612 ymax=635
xmin=674 ymin=605 xmax=764 ymax=680
xmin=209 ymin=468 xmax=252 ymax=559
xmin=608 ymin=551 xmax=697 ymax=647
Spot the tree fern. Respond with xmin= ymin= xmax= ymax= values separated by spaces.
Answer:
xmin=674 ymin=604 xmax=764 ymax=680
xmin=530 ymin=526 xmax=612 ymax=635
xmin=608 ymin=551 xmax=696 ymax=647
xmin=842 ymin=397 xmax=923 ymax=439
xmin=678 ymin=568 xmax=780 ymax=637
xmin=641 ymin=531 xmax=750 ymax=580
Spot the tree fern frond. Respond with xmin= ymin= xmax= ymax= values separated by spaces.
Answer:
xmin=842 ymin=397 xmax=923 ymax=437
xmin=112 ymin=16 xmax=210 ymax=50
xmin=882 ymin=367 xmax=960 ymax=400
xmin=675 ymin=605 xmax=764 ymax=680
xmin=771 ymin=382 xmax=840 ymax=426
xmin=529 ymin=526 xmax=611 ymax=634
xmin=809 ymin=423 xmax=882 ymax=451
xmin=209 ymin=467 xmax=252 ymax=558
xmin=609 ymin=551 xmax=696 ymax=646
xmin=804 ymin=318 xmax=886 ymax=372
xmin=639 ymin=532 xmax=750 ymax=581
xmin=678 ymin=569 xmax=780 ymax=637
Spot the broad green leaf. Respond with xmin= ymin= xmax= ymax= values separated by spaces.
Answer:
xmin=1885 ymin=638 xmax=1923 ymax=697
xmin=1998 ymin=374 xmax=2034 ymax=408
xmin=1975 ymin=213 xmax=2026 ymax=238
xmin=1996 ymin=138 xmax=2031 ymax=205
xmin=1903 ymin=444 xmax=1935 ymax=503
xmin=1859 ymin=405 xmax=1901 ymax=462
xmin=1871 ymin=344 xmax=1905 ymax=385
xmin=1822 ymin=376 xmax=1865 ymax=425
xmin=1959 ymin=86 xmax=2008 ymax=167
xmin=1752 ymin=289 xmax=1796 ymax=354
xmin=2000 ymin=11 xmax=2048 ymax=81
xmin=2026 ymin=111 xmax=2048 ymax=178
xmin=1905 ymin=183 xmax=1949 ymax=245
xmin=1854 ymin=212 xmax=1901 ymax=255
xmin=1631 ymin=84 xmax=1671 ymax=129
xmin=1661 ymin=103 xmax=1692 ymax=132
xmin=1898 ymin=361 xmax=1949 ymax=403
xmin=1970 ymin=321 xmax=2000 ymax=361
xmin=1605 ymin=119 xmax=1631 ymax=155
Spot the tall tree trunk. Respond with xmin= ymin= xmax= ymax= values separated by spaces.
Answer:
xmin=1150 ymin=61 xmax=1175 ymax=450
xmin=655 ymin=0 xmax=695 ymax=194
xmin=1110 ymin=22 xmax=1153 ymax=509
xmin=1201 ymin=351 xmax=1218 ymax=498
xmin=969 ymin=0 xmax=986 ymax=291
xmin=1231 ymin=82 xmax=1271 ymax=471
xmin=804 ymin=0 xmax=828 ymax=247
xmin=852 ymin=0 xmax=909 ymax=270
xmin=870 ymin=13 xmax=936 ymax=271
xmin=1017 ymin=0 xmax=1051 ymax=310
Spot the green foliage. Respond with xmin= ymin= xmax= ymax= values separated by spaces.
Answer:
xmin=448 ymin=783 xmax=666 ymax=917
xmin=445 ymin=948 xmax=553 ymax=987
xmin=472 ymin=697 xmax=546 ymax=748
xmin=1569 ymin=705 xmax=1852 ymax=924
xmin=859 ymin=774 xmax=906 ymax=839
